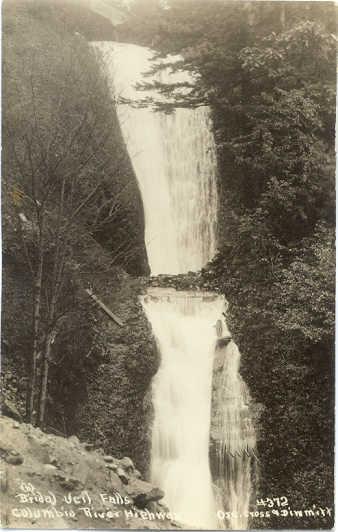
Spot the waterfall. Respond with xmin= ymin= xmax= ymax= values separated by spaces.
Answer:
xmin=141 ymin=288 xmax=224 ymax=529
xmin=210 ymin=340 xmax=257 ymax=529
xmin=93 ymin=42 xmax=218 ymax=275
xmin=95 ymin=40 xmax=256 ymax=530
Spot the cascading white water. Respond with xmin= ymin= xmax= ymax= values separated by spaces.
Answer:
xmin=95 ymin=40 xmax=256 ymax=530
xmin=93 ymin=42 xmax=218 ymax=275
xmin=211 ymin=340 xmax=257 ymax=529
xmin=141 ymin=288 xmax=224 ymax=529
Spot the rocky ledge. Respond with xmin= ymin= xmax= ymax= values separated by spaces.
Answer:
xmin=0 ymin=416 xmax=181 ymax=529
xmin=146 ymin=271 xmax=210 ymax=292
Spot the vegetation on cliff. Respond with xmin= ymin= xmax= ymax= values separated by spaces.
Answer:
xmin=2 ymin=0 xmax=155 ymax=474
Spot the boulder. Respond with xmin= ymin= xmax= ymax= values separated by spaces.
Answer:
xmin=119 ymin=456 xmax=134 ymax=471
xmin=103 ymin=455 xmax=115 ymax=463
xmin=5 ymin=451 xmax=24 ymax=465
xmin=125 ymin=479 xmax=164 ymax=508
xmin=59 ymin=476 xmax=83 ymax=490
xmin=106 ymin=463 xmax=118 ymax=471
xmin=68 ymin=435 xmax=80 ymax=446
xmin=49 ymin=455 xmax=59 ymax=466
xmin=116 ymin=467 xmax=129 ymax=485
xmin=43 ymin=464 xmax=58 ymax=475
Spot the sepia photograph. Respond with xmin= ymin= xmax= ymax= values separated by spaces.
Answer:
xmin=0 ymin=0 xmax=336 ymax=530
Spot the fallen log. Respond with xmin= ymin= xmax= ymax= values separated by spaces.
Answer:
xmin=85 ymin=288 xmax=124 ymax=327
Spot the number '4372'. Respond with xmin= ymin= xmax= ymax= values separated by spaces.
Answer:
xmin=256 ymin=497 xmax=289 ymax=508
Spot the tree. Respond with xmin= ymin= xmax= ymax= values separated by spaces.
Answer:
xmin=2 ymin=18 xmax=138 ymax=426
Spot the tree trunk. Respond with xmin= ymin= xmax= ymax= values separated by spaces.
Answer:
xmin=37 ymin=180 xmax=66 ymax=427
xmin=27 ymin=238 xmax=43 ymax=424
xmin=280 ymin=5 xmax=286 ymax=29
xmin=38 ymin=330 xmax=54 ymax=428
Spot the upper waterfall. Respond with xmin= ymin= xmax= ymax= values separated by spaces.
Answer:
xmin=93 ymin=42 xmax=218 ymax=275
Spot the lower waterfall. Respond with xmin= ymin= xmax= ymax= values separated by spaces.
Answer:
xmin=141 ymin=288 xmax=256 ymax=529
xmin=141 ymin=288 xmax=223 ymax=529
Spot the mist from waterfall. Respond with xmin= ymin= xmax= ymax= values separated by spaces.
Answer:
xmin=94 ymin=42 xmax=218 ymax=275
xmin=95 ymin=40 xmax=256 ymax=530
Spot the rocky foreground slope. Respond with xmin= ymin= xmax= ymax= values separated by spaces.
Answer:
xmin=0 ymin=416 xmax=180 ymax=529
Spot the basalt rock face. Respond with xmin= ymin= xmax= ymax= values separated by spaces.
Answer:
xmin=72 ymin=273 xmax=159 ymax=477
xmin=0 ymin=416 xmax=179 ymax=529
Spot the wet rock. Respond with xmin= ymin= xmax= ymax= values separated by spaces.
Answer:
xmin=126 ymin=479 xmax=164 ymax=508
xmin=84 ymin=442 xmax=95 ymax=451
xmin=5 ymin=451 xmax=24 ymax=465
